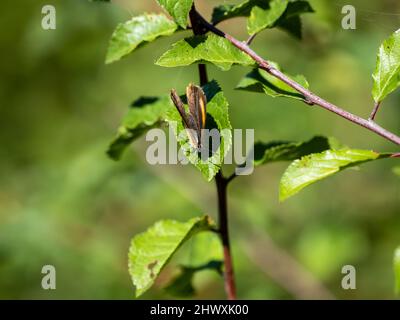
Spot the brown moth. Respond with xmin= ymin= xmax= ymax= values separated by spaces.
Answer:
xmin=170 ymin=83 xmax=207 ymax=150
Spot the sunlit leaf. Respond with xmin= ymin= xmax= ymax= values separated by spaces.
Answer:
xmin=156 ymin=34 xmax=255 ymax=71
xmin=280 ymin=149 xmax=389 ymax=201
xmin=106 ymin=14 xmax=177 ymax=64
xmin=129 ymin=216 xmax=215 ymax=297
xmin=156 ymin=0 xmax=193 ymax=28
xmin=247 ymin=0 xmax=288 ymax=35
xmin=237 ymin=64 xmax=309 ymax=101
xmin=372 ymin=29 xmax=400 ymax=102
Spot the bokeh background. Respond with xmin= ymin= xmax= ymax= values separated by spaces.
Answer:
xmin=0 ymin=0 xmax=399 ymax=299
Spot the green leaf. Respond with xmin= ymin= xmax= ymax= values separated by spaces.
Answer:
xmin=128 ymin=215 xmax=214 ymax=297
xmin=212 ymin=0 xmax=313 ymax=38
xmin=107 ymin=96 xmax=172 ymax=160
xmin=165 ymin=260 xmax=223 ymax=297
xmin=395 ymin=247 xmax=400 ymax=295
xmin=156 ymin=0 xmax=193 ymax=28
xmin=188 ymin=231 xmax=223 ymax=266
xmin=106 ymin=14 xmax=177 ymax=64
xmin=247 ymin=0 xmax=289 ymax=35
xmin=236 ymin=64 xmax=309 ymax=101
xmin=253 ymin=136 xmax=331 ymax=166
xmin=275 ymin=0 xmax=314 ymax=39
xmin=156 ymin=34 xmax=255 ymax=71
xmin=372 ymin=29 xmax=400 ymax=102
xmin=165 ymin=231 xmax=223 ymax=297
xmin=279 ymin=149 xmax=389 ymax=201
xmin=212 ymin=0 xmax=261 ymax=24
xmin=166 ymin=80 xmax=232 ymax=181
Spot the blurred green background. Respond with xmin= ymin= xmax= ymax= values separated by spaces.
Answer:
xmin=0 ymin=0 xmax=399 ymax=299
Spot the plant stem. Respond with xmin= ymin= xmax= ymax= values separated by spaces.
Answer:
xmin=189 ymin=4 xmax=237 ymax=300
xmin=246 ymin=33 xmax=257 ymax=45
xmin=369 ymin=101 xmax=381 ymax=121
xmin=191 ymin=9 xmax=400 ymax=147
xmin=215 ymin=172 xmax=237 ymax=300
xmin=198 ymin=64 xmax=208 ymax=86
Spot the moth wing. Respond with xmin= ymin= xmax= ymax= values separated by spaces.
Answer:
xmin=187 ymin=84 xmax=207 ymax=131
xmin=195 ymin=88 xmax=207 ymax=149
xmin=171 ymin=88 xmax=199 ymax=149
xmin=185 ymin=125 xmax=200 ymax=149
xmin=197 ymin=88 xmax=207 ymax=130
xmin=170 ymin=89 xmax=191 ymax=129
